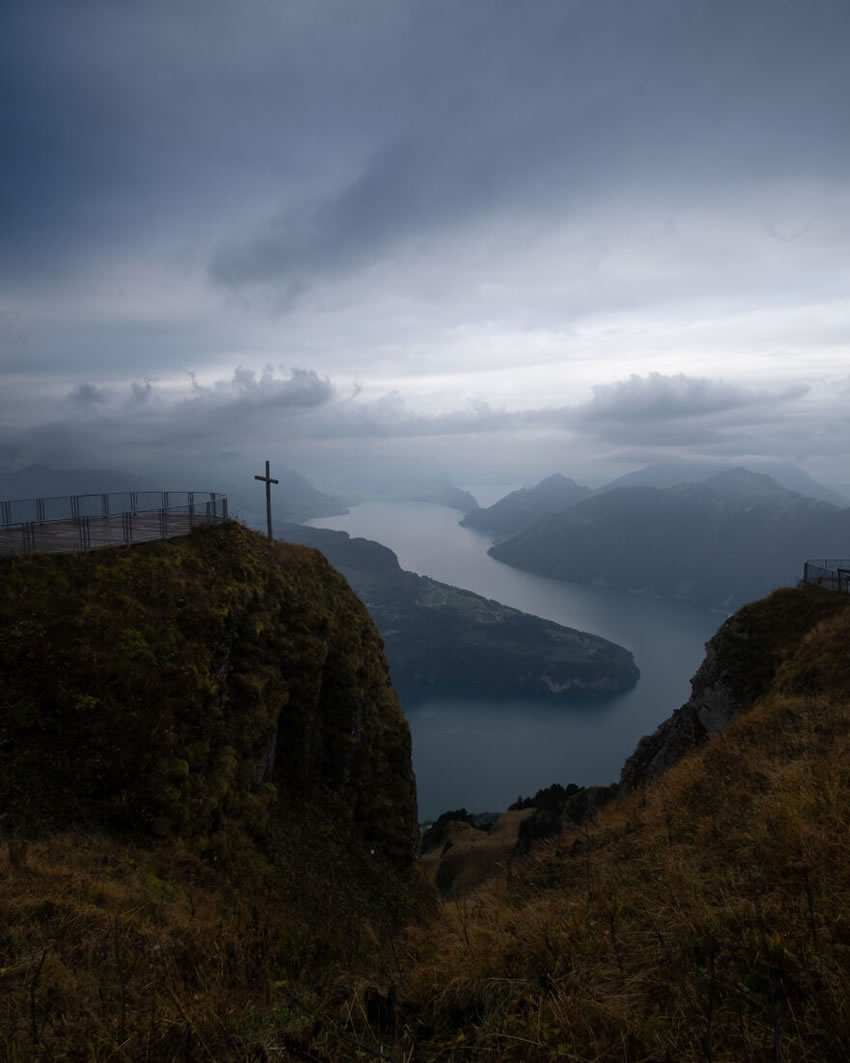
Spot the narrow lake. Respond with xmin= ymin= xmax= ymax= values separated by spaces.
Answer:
xmin=307 ymin=499 xmax=721 ymax=819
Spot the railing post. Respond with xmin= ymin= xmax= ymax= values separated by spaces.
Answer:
xmin=130 ymin=491 xmax=138 ymax=514
xmin=35 ymin=497 xmax=45 ymax=523
xmin=222 ymin=496 xmax=228 ymax=520
xmin=1 ymin=500 xmax=10 ymax=526
xmin=188 ymin=491 xmax=195 ymax=526
xmin=78 ymin=515 xmax=91 ymax=552
xmin=102 ymin=493 xmax=109 ymax=516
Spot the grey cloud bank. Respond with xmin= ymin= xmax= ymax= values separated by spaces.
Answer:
xmin=1 ymin=0 xmax=849 ymax=491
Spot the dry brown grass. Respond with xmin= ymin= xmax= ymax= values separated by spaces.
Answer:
xmin=0 ymin=828 xmax=428 ymax=1062
xmin=419 ymin=810 xmax=535 ymax=898
xmin=4 ymin=580 xmax=850 ymax=1060
xmin=389 ymin=594 xmax=850 ymax=1061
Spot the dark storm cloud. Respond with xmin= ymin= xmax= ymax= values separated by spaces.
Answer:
xmin=4 ymin=0 xmax=849 ymax=286
xmin=1 ymin=366 xmax=848 ymax=484
xmin=129 ymin=380 xmax=153 ymax=405
xmin=67 ymin=383 xmax=110 ymax=407
xmin=180 ymin=366 xmax=333 ymax=417
xmin=210 ymin=0 xmax=850 ymax=290
xmin=576 ymin=373 xmax=807 ymax=423
xmin=0 ymin=365 xmax=334 ymax=470
xmin=570 ymin=374 xmax=812 ymax=448
xmin=0 ymin=0 xmax=392 ymax=277
xmin=2 ymin=1 xmax=849 ymax=488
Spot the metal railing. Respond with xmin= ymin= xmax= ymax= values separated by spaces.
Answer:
xmin=0 ymin=491 xmax=228 ymax=556
xmin=803 ymin=559 xmax=850 ymax=593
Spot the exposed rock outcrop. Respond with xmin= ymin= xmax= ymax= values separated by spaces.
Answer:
xmin=621 ymin=584 xmax=850 ymax=791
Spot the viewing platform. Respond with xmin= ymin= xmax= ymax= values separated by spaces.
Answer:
xmin=802 ymin=559 xmax=850 ymax=593
xmin=0 ymin=491 xmax=228 ymax=557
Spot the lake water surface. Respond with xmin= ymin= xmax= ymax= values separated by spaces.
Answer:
xmin=307 ymin=499 xmax=721 ymax=818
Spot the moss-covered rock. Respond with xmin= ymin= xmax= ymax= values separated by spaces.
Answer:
xmin=0 ymin=521 xmax=417 ymax=869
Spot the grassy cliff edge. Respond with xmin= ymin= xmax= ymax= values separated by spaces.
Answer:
xmin=2 ymin=533 xmax=850 ymax=1060
xmin=0 ymin=523 xmax=424 ymax=1059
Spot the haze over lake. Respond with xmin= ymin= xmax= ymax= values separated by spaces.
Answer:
xmin=307 ymin=498 xmax=721 ymax=819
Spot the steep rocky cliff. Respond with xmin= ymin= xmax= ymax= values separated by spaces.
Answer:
xmin=0 ymin=521 xmax=417 ymax=868
xmin=620 ymin=583 xmax=850 ymax=790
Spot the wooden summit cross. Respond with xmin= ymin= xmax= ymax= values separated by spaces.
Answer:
xmin=254 ymin=460 xmax=279 ymax=540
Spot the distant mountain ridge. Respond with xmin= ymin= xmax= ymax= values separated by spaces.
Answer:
xmin=0 ymin=464 xmax=155 ymax=499
xmin=489 ymin=468 xmax=850 ymax=611
xmin=460 ymin=473 xmax=592 ymax=538
xmin=327 ymin=471 xmax=478 ymax=512
xmin=603 ymin=460 xmax=848 ymax=506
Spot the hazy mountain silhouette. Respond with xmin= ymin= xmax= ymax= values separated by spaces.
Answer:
xmin=0 ymin=464 xmax=155 ymax=499
xmin=603 ymin=461 xmax=848 ymax=506
xmin=489 ymin=468 xmax=850 ymax=611
xmin=460 ymin=473 xmax=592 ymax=539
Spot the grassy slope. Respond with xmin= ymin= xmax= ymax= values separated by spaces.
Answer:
xmin=3 ymin=556 xmax=850 ymax=1059
xmin=0 ymin=523 xmax=426 ymax=1060
xmin=395 ymin=585 xmax=850 ymax=1060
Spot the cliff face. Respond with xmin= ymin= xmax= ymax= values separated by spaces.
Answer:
xmin=621 ymin=583 xmax=850 ymax=790
xmin=0 ymin=521 xmax=417 ymax=868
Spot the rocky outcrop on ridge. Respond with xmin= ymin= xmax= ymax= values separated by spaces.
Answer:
xmin=0 ymin=521 xmax=418 ymax=869
xmin=620 ymin=584 xmax=850 ymax=791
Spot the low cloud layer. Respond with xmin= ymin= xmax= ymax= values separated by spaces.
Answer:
xmin=571 ymin=373 xmax=812 ymax=446
xmin=2 ymin=369 xmax=847 ymax=494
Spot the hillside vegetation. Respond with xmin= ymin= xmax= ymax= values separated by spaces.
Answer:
xmin=393 ymin=584 xmax=850 ymax=1060
xmin=2 ymin=529 xmax=850 ymax=1060
xmin=0 ymin=523 xmax=425 ymax=1059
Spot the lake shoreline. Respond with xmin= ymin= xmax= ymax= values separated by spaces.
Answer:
xmin=307 ymin=500 xmax=719 ymax=818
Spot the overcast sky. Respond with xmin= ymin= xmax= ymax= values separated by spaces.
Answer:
xmin=2 ymin=0 xmax=849 ymax=490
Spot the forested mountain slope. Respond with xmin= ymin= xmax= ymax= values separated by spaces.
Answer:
xmin=281 ymin=523 xmax=638 ymax=697
xmin=490 ymin=468 xmax=850 ymax=609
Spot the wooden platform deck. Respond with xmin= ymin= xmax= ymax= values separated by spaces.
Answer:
xmin=0 ymin=498 xmax=227 ymax=557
